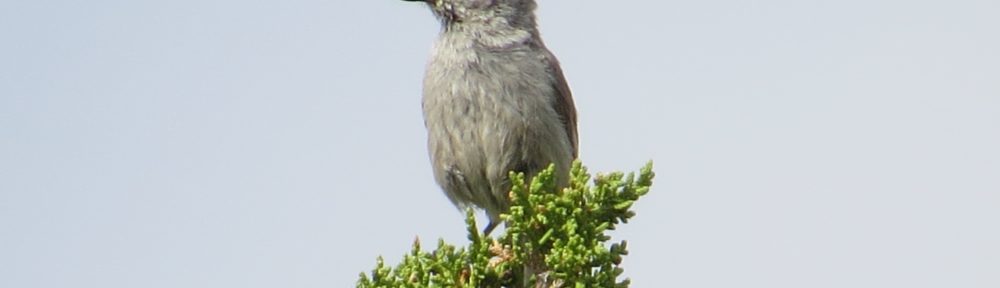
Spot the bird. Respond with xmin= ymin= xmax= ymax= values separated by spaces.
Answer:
xmin=403 ymin=0 xmax=578 ymax=234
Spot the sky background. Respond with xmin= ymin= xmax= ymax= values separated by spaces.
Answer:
xmin=2 ymin=0 xmax=998 ymax=287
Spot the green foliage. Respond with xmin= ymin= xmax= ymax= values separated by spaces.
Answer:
xmin=357 ymin=161 xmax=654 ymax=288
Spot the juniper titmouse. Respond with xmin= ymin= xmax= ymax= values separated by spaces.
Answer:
xmin=404 ymin=0 xmax=578 ymax=234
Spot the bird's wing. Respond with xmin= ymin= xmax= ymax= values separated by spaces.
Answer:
xmin=542 ymin=50 xmax=578 ymax=158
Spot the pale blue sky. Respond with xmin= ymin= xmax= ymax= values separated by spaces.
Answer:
xmin=1 ymin=0 xmax=998 ymax=287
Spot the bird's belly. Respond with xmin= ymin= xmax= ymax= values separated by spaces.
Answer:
xmin=424 ymin=92 xmax=553 ymax=207
xmin=421 ymin=56 xmax=572 ymax=216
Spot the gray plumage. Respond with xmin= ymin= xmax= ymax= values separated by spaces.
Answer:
xmin=406 ymin=0 xmax=578 ymax=233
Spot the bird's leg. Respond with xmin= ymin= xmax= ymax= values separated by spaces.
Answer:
xmin=483 ymin=220 xmax=500 ymax=236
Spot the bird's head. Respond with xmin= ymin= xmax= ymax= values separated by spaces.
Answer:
xmin=403 ymin=0 xmax=537 ymax=29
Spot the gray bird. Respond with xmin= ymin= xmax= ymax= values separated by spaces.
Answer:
xmin=404 ymin=0 xmax=578 ymax=234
